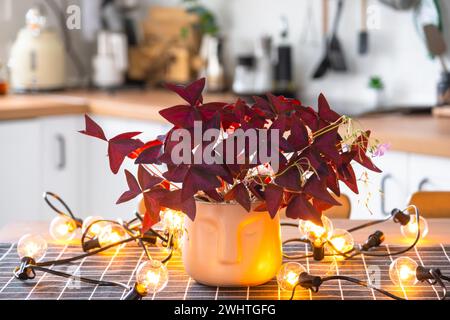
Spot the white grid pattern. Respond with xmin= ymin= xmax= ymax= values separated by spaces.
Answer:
xmin=0 ymin=243 xmax=449 ymax=300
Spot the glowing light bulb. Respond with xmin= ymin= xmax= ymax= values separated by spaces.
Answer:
xmin=98 ymin=224 xmax=127 ymax=248
xmin=17 ymin=234 xmax=48 ymax=261
xmin=298 ymin=215 xmax=333 ymax=245
xmin=49 ymin=215 xmax=77 ymax=242
xmin=160 ymin=209 xmax=185 ymax=232
xmin=389 ymin=257 xmax=419 ymax=286
xmin=400 ymin=215 xmax=428 ymax=240
xmin=276 ymin=262 xmax=307 ymax=291
xmin=82 ymin=216 xmax=106 ymax=238
xmin=327 ymin=228 xmax=354 ymax=255
xmin=135 ymin=260 xmax=169 ymax=295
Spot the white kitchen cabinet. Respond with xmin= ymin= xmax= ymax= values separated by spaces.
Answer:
xmin=0 ymin=119 xmax=42 ymax=226
xmin=347 ymin=151 xmax=410 ymax=220
xmin=408 ymin=154 xmax=450 ymax=193
xmin=84 ymin=116 xmax=169 ymax=220
xmin=41 ymin=115 xmax=86 ymax=221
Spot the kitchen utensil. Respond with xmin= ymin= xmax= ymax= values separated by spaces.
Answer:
xmin=379 ymin=0 xmax=420 ymax=10
xmin=358 ymin=0 xmax=369 ymax=55
xmin=423 ymin=24 xmax=448 ymax=72
xmin=274 ymin=16 xmax=295 ymax=97
xmin=232 ymin=55 xmax=256 ymax=95
xmin=8 ymin=6 xmax=65 ymax=92
xmin=92 ymin=31 xmax=128 ymax=88
xmin=312 ymin=0 xmax=330 ymax=79
xmin=414 ymin=0 xmax=442 ymax=44
xmin=199 ymin=34 xmax=226 ymax=92
xmin=328 ymin=0 xmax=347 ymax=72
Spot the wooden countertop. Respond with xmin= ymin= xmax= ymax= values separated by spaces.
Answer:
xmin=1 ymin=219 xmax=449 ymax=245
xmin=1 ymin=91 xmax=450 ymax=158
xmin=0 ymin=90 xmax=236 ymax=123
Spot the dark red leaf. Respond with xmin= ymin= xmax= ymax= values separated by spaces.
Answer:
xmin=159 ymin=105 xmax=197 ymax=128
xmin=304 ymin=175 xmax=341 ymax=206
xmin=286 ymin=194 xmax=322 ymax=225
xmin=116 ymin=170 xmax=142 ymax=204
xmin=134 ymin=140 xmax=163 ymax=164
xmin=225 ymin=183 xmax=251 ymax=212
xmin=160 ymin=189 xmax=196 ymax=220
xmin=287 ymin=118 xmax=309 ymax=151
xmin=108 ymin=133 xmax=144 ymax=174
xmin=79 ymin=114 xmax=107 ymax=141
xmin=163 ymin=164 xmax=190 ymax=183
xmin=164 ymin=78 xmax=205 ymax=106
xmin=318 ymin=93 xmax=341 ymax=123
xmin=274 ymin=166 xmax=302 ymax=191
xmin=264 ymin=184 xmax=284 ymax=218
xmin=137 ymin=165 xmax=163 ymax=191
xmin=351 ymin=131 xmax=382 ymax=173
xmin=181 ymin=166 xmax=222 ymax=201
xmin=313 ymin=127 xmax=341 ymax=165
xmin=253 ymin=96 xmax=275 ymax=118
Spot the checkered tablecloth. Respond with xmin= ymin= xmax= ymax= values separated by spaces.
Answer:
xmin=1 ymin=242 xmax=449 ymax=300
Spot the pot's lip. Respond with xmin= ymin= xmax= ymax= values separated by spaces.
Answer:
xmin=195 ymin=198 xmax=262 ymax=206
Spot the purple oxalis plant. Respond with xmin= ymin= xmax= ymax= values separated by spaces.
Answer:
xmin=79 ymin=78 xmax=382 ymax=233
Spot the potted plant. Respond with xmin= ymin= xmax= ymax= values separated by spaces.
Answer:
xmin=79 ymin=78 xmax=381 ymax=286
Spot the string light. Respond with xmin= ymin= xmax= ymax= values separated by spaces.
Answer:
xmin=298 ymin=216 xmax=333 ymax=244
xmin=17 ymin=234 xmax=48 ymax=261
xmin=389 ymin=257 xmax=419 ymax=286
xmin=160 ymin=209 xmax=185 ymax=233
xmin=14 ymin=191 xmax=448 ymax=301
xmin=135 ymin=260 xmax=169 ymax=295
xmin=401 ymin=215 xmax=429 ymax=240
xmin=98 ymin=224 xmax=128 ymax=249
xmin=49 ymin=215 xmax=78 ymax=242
xmin=81 ymin=216 xmax=106 ymax=238
xmin=327 ymin=229 xmax=354 ymax=256
xmin=276 ymin=262 xmax=306 ymax=291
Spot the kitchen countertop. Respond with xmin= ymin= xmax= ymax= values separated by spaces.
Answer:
xmin=1 ymin=90 xmax=450 ymax=158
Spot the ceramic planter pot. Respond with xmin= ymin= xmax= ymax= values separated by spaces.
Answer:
xmin=182 ymin=201 xmax=282 ymax=287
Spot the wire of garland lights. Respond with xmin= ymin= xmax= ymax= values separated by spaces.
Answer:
xmin=12 ymin=192 xmax=450 ymax=300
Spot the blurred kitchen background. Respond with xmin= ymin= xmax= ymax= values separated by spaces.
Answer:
xmin=1 ymin=0 xmax=449 ymax=111
xmin=1 ymin=0 xmax=450 ymax=230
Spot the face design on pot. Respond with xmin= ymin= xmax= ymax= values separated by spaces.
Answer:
xmin=182 ymin=203 xmax=282 ymax=286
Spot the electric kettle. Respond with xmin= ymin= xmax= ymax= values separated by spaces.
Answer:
xmin=8 ymin=7 xmax=66 ymax=92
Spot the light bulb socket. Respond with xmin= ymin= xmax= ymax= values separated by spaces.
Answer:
xmin=122 ymin=283 xmax=146 ymax=300
xmin=141 ymin=233 xmax=158 ymax=246
xmin=312 ymin=243 xmax=325 ymax=261
xmin=392 ymin=209 xmax=410 ymax=226
xmin=14 ymin=257 xmax=36 ymax=280
xmin=361 ymin=230 xmax=385 ymax=251
xmin=298 ymin=272 xmax=323 ymax=292
xmin=416 ymin=266 xmax=439 ymax=282
xmin=82 ymin=238 xmax=100 ymax=252
xmin=74 ymin=217 xmax=83 ymax=228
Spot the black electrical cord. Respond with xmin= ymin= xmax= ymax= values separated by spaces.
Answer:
xmin=44 ymin=191 xmax=82 ymax=227
xmin=27 ymin=265 xmax=130 ymax=290
xmin=36 ymin=236 xmax=137 ymax=267
xmin=281 ymin=205 xmax=422 ymax=261
xmin=289 ymin=273 xmax=447 ymax=301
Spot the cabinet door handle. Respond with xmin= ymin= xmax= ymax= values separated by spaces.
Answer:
xmin=55 ymin=134 xmax=66 ymax=170
xmin=380 ymin=174 xmax=393 ymax=216
xmin=418 ymin=178 xmax=430 ymax=191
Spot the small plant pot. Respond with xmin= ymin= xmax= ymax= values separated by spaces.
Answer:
xmin=182 ymin=201 xmax=282 ymax=287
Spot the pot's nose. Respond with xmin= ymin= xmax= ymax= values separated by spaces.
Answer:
xmin=217 ymin=229 xmax=241 ymax=264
